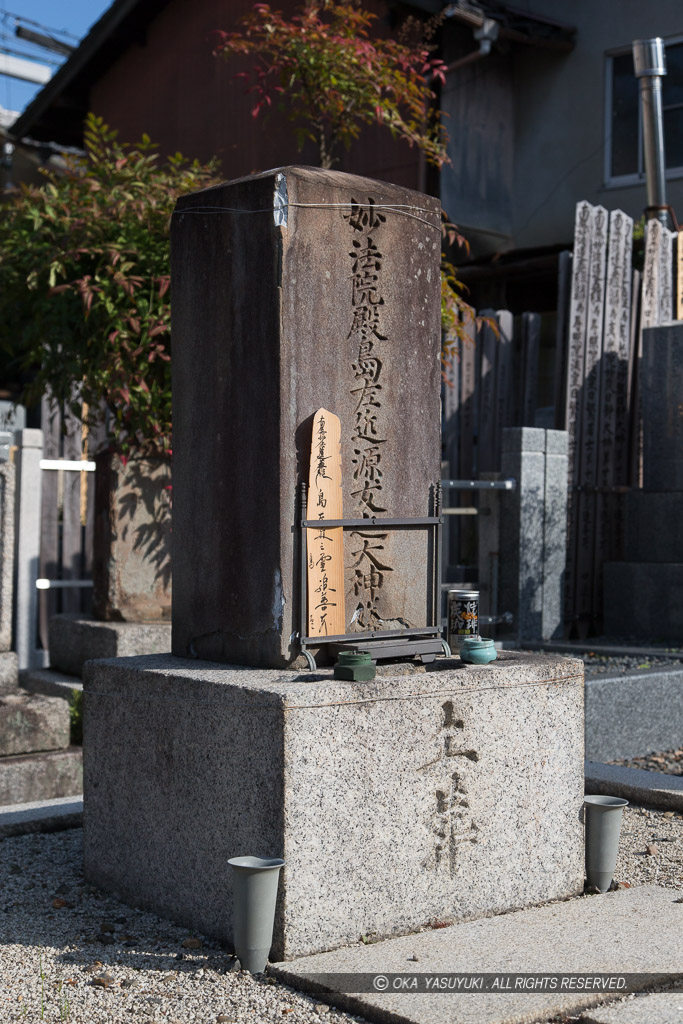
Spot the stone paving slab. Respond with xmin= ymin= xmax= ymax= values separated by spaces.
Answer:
xmin=586 ymin=761 xmax=683 ymax=811
xmin=0 ymin=795 xmax=82 ymax=838
xmin=580 ymin=990 xmax=683 ymax=1023
xmin=271 ymin=886 xmax=683 ymax=1024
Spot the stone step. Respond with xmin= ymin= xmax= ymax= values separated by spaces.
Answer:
xmin=0 ymin=748 xmax=83 ymax=805
xmin=271 ymin=886 xmax=683 ymax=1024
xmin=581 ymin=991 xmax=683 ymax=1023
xmin=0 ymin=795 xmax=83 ymax=839
xmin=0 ymin=651 xmax=18 ymax=695
xmin=586 ymin=761 xmax=683 ymax=812
xmin=19 ymin=667 xmax=82 ymax=701
xmin=0 ymin=692 xmax=70 ymax=756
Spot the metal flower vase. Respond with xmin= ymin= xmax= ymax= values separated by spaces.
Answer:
xmin=584 ymin=795 xmax=628 ymax=892
xmin=228 ymin=856 xmax=285 ymax=972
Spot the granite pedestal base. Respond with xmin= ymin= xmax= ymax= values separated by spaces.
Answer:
xmin=83 ymin=652 xmax=584 ymax=961
xmin=48 ymin=615 xmax=171 ymax=677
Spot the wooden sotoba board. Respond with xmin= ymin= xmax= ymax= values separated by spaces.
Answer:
xmin=306 ymin=409 xmax=346 ymax=638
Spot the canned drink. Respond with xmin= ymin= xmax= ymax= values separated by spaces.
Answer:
xmin=447 ymin=589 xmax=479 ymax=650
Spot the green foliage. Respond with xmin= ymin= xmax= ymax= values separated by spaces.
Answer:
xmin=441 ymin=222 xmax=495 ymax=375
xmin=0 ymin=115 xmax=221 ymax=453
xmin=69 ymin=689 xmax=83 ymax=746
xmin=632 ymin=215 xmax=645 ymax=272
xmin=218 ymin=1 xmax=486 ymax=370
xmin=215 ymin=0 xmax=448 ymax=170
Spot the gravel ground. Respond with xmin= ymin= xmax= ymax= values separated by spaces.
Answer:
xmin=580 ymin=652 xmax=683 ymax=677
xmin=610 ymin=747 xmax=683 ymax=777
xmin=1 ymin=809 xmax=681 ymax=1024
xmin=0 ymin=828 xmax=363 ymax=1024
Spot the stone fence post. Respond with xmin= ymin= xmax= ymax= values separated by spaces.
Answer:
xmin=14 ymin=428 xmax=47 ymax=671
xmin=499 ymin=427 xmax=568 ymax=644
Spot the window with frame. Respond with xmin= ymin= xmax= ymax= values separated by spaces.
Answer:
xmin=607 ymin=38 xmax=683 ymax=183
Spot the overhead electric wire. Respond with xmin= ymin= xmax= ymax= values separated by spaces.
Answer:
xmin=0 ymin=9 xmax=79 ymax=43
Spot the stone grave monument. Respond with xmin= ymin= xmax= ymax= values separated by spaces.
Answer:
xmin=83 ymin=167 xmax=584 ymax=961
xmin=604 ymin=322 xmax=683 ymax=638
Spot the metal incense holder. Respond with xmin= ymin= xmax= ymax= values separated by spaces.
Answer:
xmin=297 ymin=482 xmax=450 ymax=671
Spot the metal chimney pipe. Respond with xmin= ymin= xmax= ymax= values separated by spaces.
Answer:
xmin=633 ymin=38 xmax=668 ymax=226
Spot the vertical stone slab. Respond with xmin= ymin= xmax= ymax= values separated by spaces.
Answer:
xmin=459 ymin=309 xmax=476 ymax=479
xmin=565 ymin=202 xmax=595 ymax=478
xmin=553 ymin=251 xmax=572 ymax=431
xmin=542 ymin=431 xmax=568 ymax=641
xmin=641 ymin=219 xmax=662 ymax=332
xmin=171 ymin=168 xmax=441 ymax=668
xmin=601 ymin=210 xmax=633 ymax=492
xmin=477 ymin=312 xmax=498 ymax=473
xmin=500 ymin=428 xmax=545 ymax=643
xmin=477 ymin=472 xmax=501 ymax=621
xmin=636 ymin=221 xmax=665 ymax=489
xmin=575 ymin=205 xmax=607 ymax=626
xmin=0 ymin=461 xmax=15 ymax=652
xmin=14 ymin=429 xmax=47 ymax=671
xmin=641 ymin=323 xmax=683 ymax=491
xmin=658 ymin=227 xmax=675 ymax=325
xmin=493 ymin=310 xmax=514 ymax=470
xmin=442 ymin=341 xmax=460 ymax=570
xmin=564 ymin=202 xmax=595 ymax=629
xmin=615 ymin=216 xmax=634 ymax=488
xmin=521 ymin=312 xmax=540 ymax=428
xmin=595 ymin=210 xmax=632 ymax=615
xmin=93 ymin=452 xmax=172 ymax=623
xmin=442 ymin=336 xmax=460 ymax=480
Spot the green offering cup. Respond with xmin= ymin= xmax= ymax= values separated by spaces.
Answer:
xmin=459 ymin=637 xmax=497 ymax=665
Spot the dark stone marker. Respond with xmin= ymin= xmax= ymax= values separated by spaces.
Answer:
xmin=171 ymin=167 xmax=441 ymax=668
xmin=641 ymin=323 xmax=683 ymax=491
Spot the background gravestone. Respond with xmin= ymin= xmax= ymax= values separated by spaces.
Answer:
xmin=603 ymin=322 xmax=683 ymax=639
xmin=171 ymin=167 xmax=442 ymax=668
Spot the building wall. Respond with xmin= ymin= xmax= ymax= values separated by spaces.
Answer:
xmin=511 ymin=0 xmax=683 ymax=249
xmin=443 ymin=0 xmax=683 ymax=256
xmin=88 ymin=0 xmax=423 ymax=190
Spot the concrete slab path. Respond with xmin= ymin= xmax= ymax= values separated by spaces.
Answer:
xmin=580 ymin=990 xmax=683 ymax=1023
xmin=586 ymin=761 xmax=683 ymax=811
xmin=271 ymin=886 xmax=683 ymax=1024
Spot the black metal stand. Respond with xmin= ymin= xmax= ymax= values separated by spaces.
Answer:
xmin=297 ymin=482 xmax=451 ymax=670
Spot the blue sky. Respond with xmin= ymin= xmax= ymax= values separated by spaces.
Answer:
xmin=1 ymin=0 xmax=111 ymax=115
